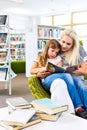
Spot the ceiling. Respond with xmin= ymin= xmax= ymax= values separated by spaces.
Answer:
xmin=0 ymin=0 xmax=87 ymax=16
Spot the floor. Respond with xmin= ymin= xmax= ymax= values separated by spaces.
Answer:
xmin=0 ymin=73 xmax=34 ymax=108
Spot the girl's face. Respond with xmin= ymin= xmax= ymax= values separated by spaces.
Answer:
xmin=60 ymin=35 xmax=73 ymax=52
xmin=48 ymin=48 xmax=60 ymax=59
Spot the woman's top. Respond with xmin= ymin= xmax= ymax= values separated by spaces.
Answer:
xmin=61 ymin=45 xmax=87 ymax=67
xmin=61 ymin=45 xmax=87 ymax=80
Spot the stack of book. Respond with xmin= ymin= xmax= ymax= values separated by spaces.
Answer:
xmin=31 ymin=98 xmax=68 ymax=121
xmin=0 ymin=97 xmax=41 ymax=130
xmin=0 ymin=97 xmax=68 ymax=129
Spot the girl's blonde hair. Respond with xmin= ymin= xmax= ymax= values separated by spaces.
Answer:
xmin=38 ymin=39 xmax=61 ymax=67
xmin=60 ymin=28 xmax=80 ymax=65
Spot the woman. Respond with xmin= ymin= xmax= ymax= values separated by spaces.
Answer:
xmin=41 ymin=28 xmax=87 ymax=119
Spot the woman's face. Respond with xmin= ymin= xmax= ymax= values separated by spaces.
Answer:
xmin=60 ymin=35 xmax=73 ymax=52
xmin=48 ymin=48 xmax=60 ymax=59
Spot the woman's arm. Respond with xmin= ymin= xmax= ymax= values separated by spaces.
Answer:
xmin=73 ymin=46 xmax=87 ymax=75
xmin=73 ymin=61 xmax=87 ymax=76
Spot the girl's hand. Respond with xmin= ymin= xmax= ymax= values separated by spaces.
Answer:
xmin=36 ymin=71 xmax=51 ymax=78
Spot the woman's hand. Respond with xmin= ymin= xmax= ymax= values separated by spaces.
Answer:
xmin=73 ymin=61 xmax=87 ymax=76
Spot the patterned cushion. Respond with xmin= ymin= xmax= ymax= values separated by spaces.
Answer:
xmin=28 ymin=76 xmax=50 ymax=99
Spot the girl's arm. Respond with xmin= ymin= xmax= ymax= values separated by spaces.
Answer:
xmin=30 ymin=61 xmax=46 ymax=75
xmin=30 ymin=61 xmax=51 ymax=78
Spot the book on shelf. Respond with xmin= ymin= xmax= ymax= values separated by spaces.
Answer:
xmin=0 ymin=50 xmax=8 ymax=62
xmin=46 ymin=62 xmax=81 ymax=74
xmin=6 ymin=97 xmax=32 ymax=110
xmin=0 ymin=15 xmax=7 ymax=25
xmin=35 ymin=111 xmax=62 ymax=121
xmin=0 ymin=33 xmax=8 ymax=44
xmin=31 ymin=98 xmax=68 ymax=115
xmin=0 ymin=109 xmax=41 ymax=130
xmin=0 ymin=67 xmax=8 ymax=81
xmin=9 ymin=68 xmax=17 ymax=79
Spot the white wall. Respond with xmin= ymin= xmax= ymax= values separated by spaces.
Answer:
xmin=9 ymin=14 xmax=29 ymax=30
xmin=25 ymin=16 xmax=41 ymax=77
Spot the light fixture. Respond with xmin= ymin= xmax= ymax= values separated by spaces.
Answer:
xmin=9 ymin=0 xmax=24 ymax=3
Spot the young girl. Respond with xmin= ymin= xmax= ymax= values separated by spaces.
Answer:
xmin=30 ymin=39 xmax=62 ymax=78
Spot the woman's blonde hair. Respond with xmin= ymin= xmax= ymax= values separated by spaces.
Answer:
xmin=38 ymin=39 xmax=61 ymax=67
xmin=60 ymin=28 xmax=80 ymax=65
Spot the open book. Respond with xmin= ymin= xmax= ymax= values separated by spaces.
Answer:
xmin=0 ymin=115 xmax=41 ymax=130
xmin=46 ymin=62 xmax=81 ymax=74
xmin=0 ymin=108 xmax=40 ymax=130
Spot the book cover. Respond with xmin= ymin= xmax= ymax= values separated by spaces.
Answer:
xmin=6 ymin=97 xmax=32 ymax=110
xmin=35 ymin=111 xmax=61 ymax=121
xmin=31 ymin=98 xmax=68 ymax=115
xmin=0 ymin=50 xmax=8 ymax=62
xmin=46 ymin=62 xmax=81 ymax=74
xmin=18 ymin=115 xmax=41 ymax=129
xmin=0 ymin=33 xmax=8 ymax=44
xmin=0 ymin=67 xmax=8 ymax=81
xmin=0 ymin=15 xmax=7 ymax=25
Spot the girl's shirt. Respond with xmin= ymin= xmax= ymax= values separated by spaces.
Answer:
xmin=34 ymin=55 xmax=62 ymax=67
xmin=48 ymin=55 xmax=61 ymax=65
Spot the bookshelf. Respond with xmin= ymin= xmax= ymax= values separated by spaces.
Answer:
xmin=10 ymin=33 xmax=25 ymax=61
xmin=26 ymin=24 xmax=64 ymax=77
xmin=37 ymin=25 xmax=64 ymax=54
xmin=0 ymin=15 xmax=16 ymax=95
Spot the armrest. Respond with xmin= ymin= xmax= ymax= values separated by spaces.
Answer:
xmin=28 ymin=76 xmax=50 ymax=99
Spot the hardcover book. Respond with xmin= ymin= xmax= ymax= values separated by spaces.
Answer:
xmin=35 ymin=111 xmax=61 ymax=121
xmin=46 ymin=62 xmax=81 ymax=74
xmin=0 ymin=15 xmax=7 ymax=25
xmin=0 ymin=110 xmax=41 ymax=130
xmin=0 ymin=50 xmax=8 ymax=62
xmin=31 ymin=98 xmax=68 ymax=115
xmin=0 ymin=33 xmax=8 ymax=44
xmin=6 ymin=97 xmax=32 ymax=110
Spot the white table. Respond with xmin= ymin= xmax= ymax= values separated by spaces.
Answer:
xmin=0 ymin=107 xmax=87 ymax=130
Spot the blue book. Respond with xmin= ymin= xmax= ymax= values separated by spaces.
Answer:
xmin=46 ymin=62 xmax=81 ymax=74
xmin=31 ymin=98 xmax=68 ymax=115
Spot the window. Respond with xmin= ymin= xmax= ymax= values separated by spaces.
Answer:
xmin=54 ymin=13 xmax=71 ymax=26
xmin=41 ymin=16 xmax=52 ymax=26
xmin=73 ymin=12 xmax=87 ymax=23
